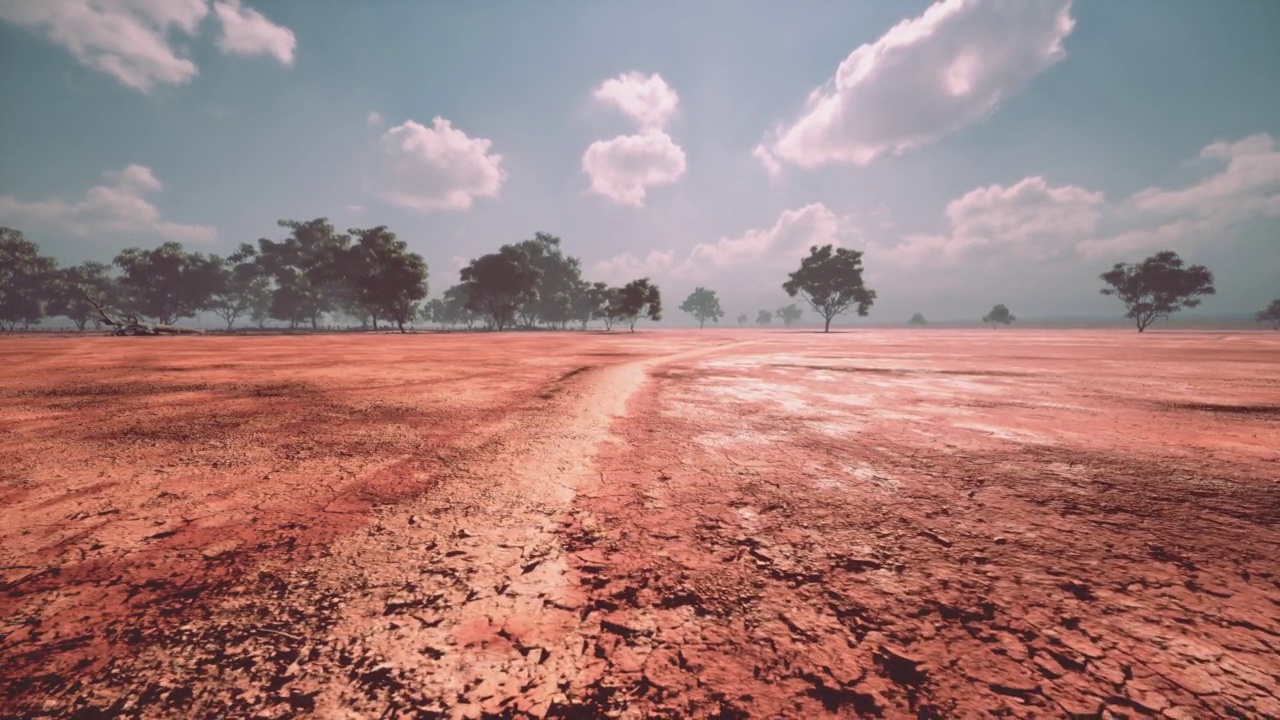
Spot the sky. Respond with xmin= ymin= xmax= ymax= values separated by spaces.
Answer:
xmin=1 ymin=0 xmax=1278 ymax=324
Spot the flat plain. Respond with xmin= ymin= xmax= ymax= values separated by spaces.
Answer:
xmin=1 ymin=329 xmax=1277 ymax=718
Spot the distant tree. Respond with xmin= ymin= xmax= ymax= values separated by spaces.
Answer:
xmin=512 ymin=232 xmax=583 ymax=328
xmin=783 ymin=244 xmax=876 ymax=332
xmin=47 ymin=261 xmax=114 ymax=331
xmin=1100 ymin=250 xmax=1215 ymax=332
xmin=736 ymin=312 xmax=748 ymax=326
xmin=572 ymin=281 xmax=612 ymax=330
xmin=775 ymin=303 xmax=803 ymax=327
xmin=238 ymin=218 xmax=351 ymax=329
xmin=615 ymin=278 xmax=662 ymax=332
xmin=208 ymin=256 xmax=272 ymax=331
xmin=1256 ymin=299 xmax=1280 ymax=330
xmin=459 ymin=245 xmax=541 ymax=330
xmin=679 ymin=287 xmax=725 ymax=328
xmin=982 ymin=304 xmax=1016 ymax=327
xmin=756 ymin=309 xmax=772 ymax=326
xmin=346 ymin=226 xmax=429 ymax=332
xmin=908 ymin=312 xmax=927 ymax=326
xmin=0 ymin=228 xmax=57 ymax=331
xmin=113 ymin=242 xmax=221 ymax=325
xmin=439 ymin=284 xmax=480 ymax=329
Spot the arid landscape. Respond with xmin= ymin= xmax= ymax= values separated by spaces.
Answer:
xmin=1 ymin=329 xmax=1278 ymax=718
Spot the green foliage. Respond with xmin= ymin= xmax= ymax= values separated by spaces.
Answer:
xmin=756 ymin=309 xmax=772 ymax=326
xmin=782 ymin=244 xmax=876 ymax=332
xmin=679 ymin=287 xmax=724 ymax=328
xmin=347 ymin=226 xmax=429 ymax=332
xmin=459 ymin=245 xmax=542 ymax=331
xmin=615 ymin=278 xmax=662 ymax=332
xmin=208 ymin=257 xmax=271 ymax=330
xmin=47 ymin=261 xmax=113 ymax=331
xmin=239 ymin=218 xmax=352 ymax=329
xmin=1255 ymin=299 xmax=1280 ymax=330
xmin=908 ymin=312 xmax=927 ymax=326
xmin=982 ymin=304 xmax=1015 ymax=327
xmin=113 ymin=242 xmax=222 ymax=325
xmin=0 ymin=227 xmax=58 ymax=331
xmin=1100 ymin=250 xmax=1215 ymax=332
xmin=775 ymin=303 xmax=803 ymax=327
xmin=511 ymin=233 xmax=584 ymax=328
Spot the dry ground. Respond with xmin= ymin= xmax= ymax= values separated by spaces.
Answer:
xmin=1 ymin=329 xmax=1277 ymax=718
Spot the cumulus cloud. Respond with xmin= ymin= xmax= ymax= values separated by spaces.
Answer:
xmin=1079 ymin=134 xmax=1280 ymax=259
xmin=212 ymin=0 xmax=295 ymax=65
xmin=0 ymin=164 xmax=217 ymax=243
xmin=756 ymin=0 xmax=1075 ymax=171
xmin=593 ymin=72 xmax=680 ymax=132
xmin=589 ymin=250 xmax=676 ymax=285
xmin=0 ymin=0 xmax=209 ymax=91
xmin=0 ymin=0 xmax=296 ymax=91
xmin=374 ymin=118 xmax=507 ymax=213
xmin=582 ymin=132 xmax=687 ymax=207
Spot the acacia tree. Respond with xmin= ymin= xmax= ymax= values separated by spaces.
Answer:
xmin=114 ymin=242 xmax=221 ymax=325
xmin=616 ymin=278 xmax=662 ymax=332
xmin=756 ymin=309 xmax=772 ymax=326
xmin=459 ymin=245 xmax=541 ymax=331
xmin=47 ymin=261 xmax=114 ymax=331
xmin=908 ymin=312 xmax=927 ymax=326
xmin=782 ymin=244 xmax=876 ymax=332
xmin=1100 ymin=251 xmax=1215 ymax=332
xmin=0 ymin=228 xmax=57 ymax=331
xmin=679 ymin=287 xmax=724 ymax=328
xmin=347 ymin=226 xmax=429 ymax=332
xmin=982 ymin=304 xmax=1016 ymax=327
xmin=737 ymin=313 xmax=748 ymax=326
xmin=775 ymin=303 xmax=803 ymax=327
xmin=1255 ymin=299 xmax=1280 ymax=330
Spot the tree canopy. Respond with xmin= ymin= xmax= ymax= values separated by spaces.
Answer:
xmin=736 ymin=312 xmax=748 ymax=326
xmin=775 ymin=303 xmax=803 ymax=327
xmin=908 ymin=312 xmax=927 ymax=326
xmin=1099 ymin=250 xmax=1215 ymax=332
xmin=982 ymin=304 xmax=1016 ymax=327
xmin=459 ymin=245 xmax=541 ymax=331
xmin=756 ymin=309 xmax=772 ymax=326
xmin=1256 ymin=299 xmax=1280 ymax=330
xmin=782 ymin=244 xmax=876 ymax=332
xmin=0 ymin=228 xmax=57 ymax=331
xmin=114 ymin=242 xmax=223 ymax=326
xmin=679 ymin=287 xmax=724 ymax=328
xmin=615 ymin=278 xmax=662 ymax=332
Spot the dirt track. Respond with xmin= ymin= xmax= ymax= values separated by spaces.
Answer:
xmin=2 ymin=329 xmax=1278 ymax=718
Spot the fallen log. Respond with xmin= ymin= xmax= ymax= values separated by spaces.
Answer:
xmin=83 ymin=291 xmax=204 ymax=336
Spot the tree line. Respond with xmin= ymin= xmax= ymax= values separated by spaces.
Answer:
xmin=2 ymin=221 xmax=1274 ymax=333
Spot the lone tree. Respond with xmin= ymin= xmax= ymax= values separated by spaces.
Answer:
xmin=775 ymin=303 xmax=803 ymax=327
xmin=1256 ymin=299 xmax=1280 ymax=330
xmin=1100 ymin=250 xmax=1215 ymax=332
xmin=783 ymin=244 xmax=876 ymax=332
xmin=736 ymin=312 xmax=748 ymax=326
xmin=982 ymin=304 xmax=1016 ymax=327
xmin=908 ymin=312 xmax=927 ymax=326
xmin=756 ymin=309 xmax=772 ymax=326
xmin=616 ymin=278 xmax=662 ymax=332
xmin=679 ymin=287 xmax=724 ymax=328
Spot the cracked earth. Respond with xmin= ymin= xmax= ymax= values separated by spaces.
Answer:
xmin=1 ymin=329 xmax=1278 ymax=718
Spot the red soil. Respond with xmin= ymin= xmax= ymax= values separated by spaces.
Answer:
xmin=1 ymin=329 xmax=1277 ymax=718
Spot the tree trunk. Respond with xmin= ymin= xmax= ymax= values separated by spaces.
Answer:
xmin=824 ymin=316 xmax=832 ymax=333
xmin=699 ymin=319 xmax=705 ymax=329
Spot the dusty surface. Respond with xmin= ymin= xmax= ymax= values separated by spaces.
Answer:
xmin=1 ymin=329 xmax=1277 ymax=718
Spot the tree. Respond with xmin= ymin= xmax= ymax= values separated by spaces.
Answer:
xmin=437 ymin=285 xmax=480 ymax=329
xmin=459 ymin=245 xmax=541 ymax=331
xmin=240 ymin=218 xmax=351 ymax=329
xmin=616 ymin=278 xmax=662 ymax=332
xmin=47 ymin=261 xmax=114 ymax=331
xmin=737 ymin=313 xmax=748 ymax=326
xmin=0 ymin=228 xmax=57 ymax=331
xmin=113 ymin=242 xmax=221 ymax=325
xmin=1100 ymin=251 xmax=1216 ymax=332
xmin=982 ymin=304 xmax=1016 ymax=327
xmin=347 ymin=226 xmax=429 ymax=333
xmin=208 ymin=257 xmax=272 ymax=331
xmin=756 ymin=309 xmax=772 ymax=326
xmin=908 ymin=312 xmax=927 ymax=326
xmin=783 ymin=244 xmax=876 ymax=332
xmin=1255 ymin=299 xmax=1280 ymax=330
xmin=679 ymin=287 xmax=724 ymax=328
xmin=512 ymin=232 xmax=584 ymax=328
xmin=572 ymin=281 xmax=611 ymax=330
xmin=775 ymin=303 xmax=803 ymax=327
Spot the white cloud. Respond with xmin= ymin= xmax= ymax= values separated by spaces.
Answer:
xmin=1079 ymin=133 xmax=1280 ymax=259
xmin=756 ymin=0 xmax=1075 ymax=170
xmin=582 ymin=132 xmax=687 ymax=206
xmin=374 ymin=118 xmax=507 ymax=213
xmin=593 ymin=72 xmax=680 ymax=132
xmin=0 ymin=0 xmax=209 ymax=91
xmin=366 ymin=111 xmax=383 ymax=128
xmin=211 ymin=0 xmax=295 ymax=65
xmin=589 ymin=250 xmax=675 ymax=285
xmin=0 ymin=164 xmax=217 ymax=243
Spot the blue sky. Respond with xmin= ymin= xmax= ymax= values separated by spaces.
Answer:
xmin=1 ymin=0 xmax=1277 ymax=323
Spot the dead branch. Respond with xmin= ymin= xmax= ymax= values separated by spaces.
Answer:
xmin=82 ymin=291 xmax=203 ymax=336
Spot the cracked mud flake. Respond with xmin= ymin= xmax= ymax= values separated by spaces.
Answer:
xmin=1 ymin=329 xmax=1278 ymax=718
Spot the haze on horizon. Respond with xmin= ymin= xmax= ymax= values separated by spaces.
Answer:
xmin=1 ymin=0 xmax=1277 ymax=325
